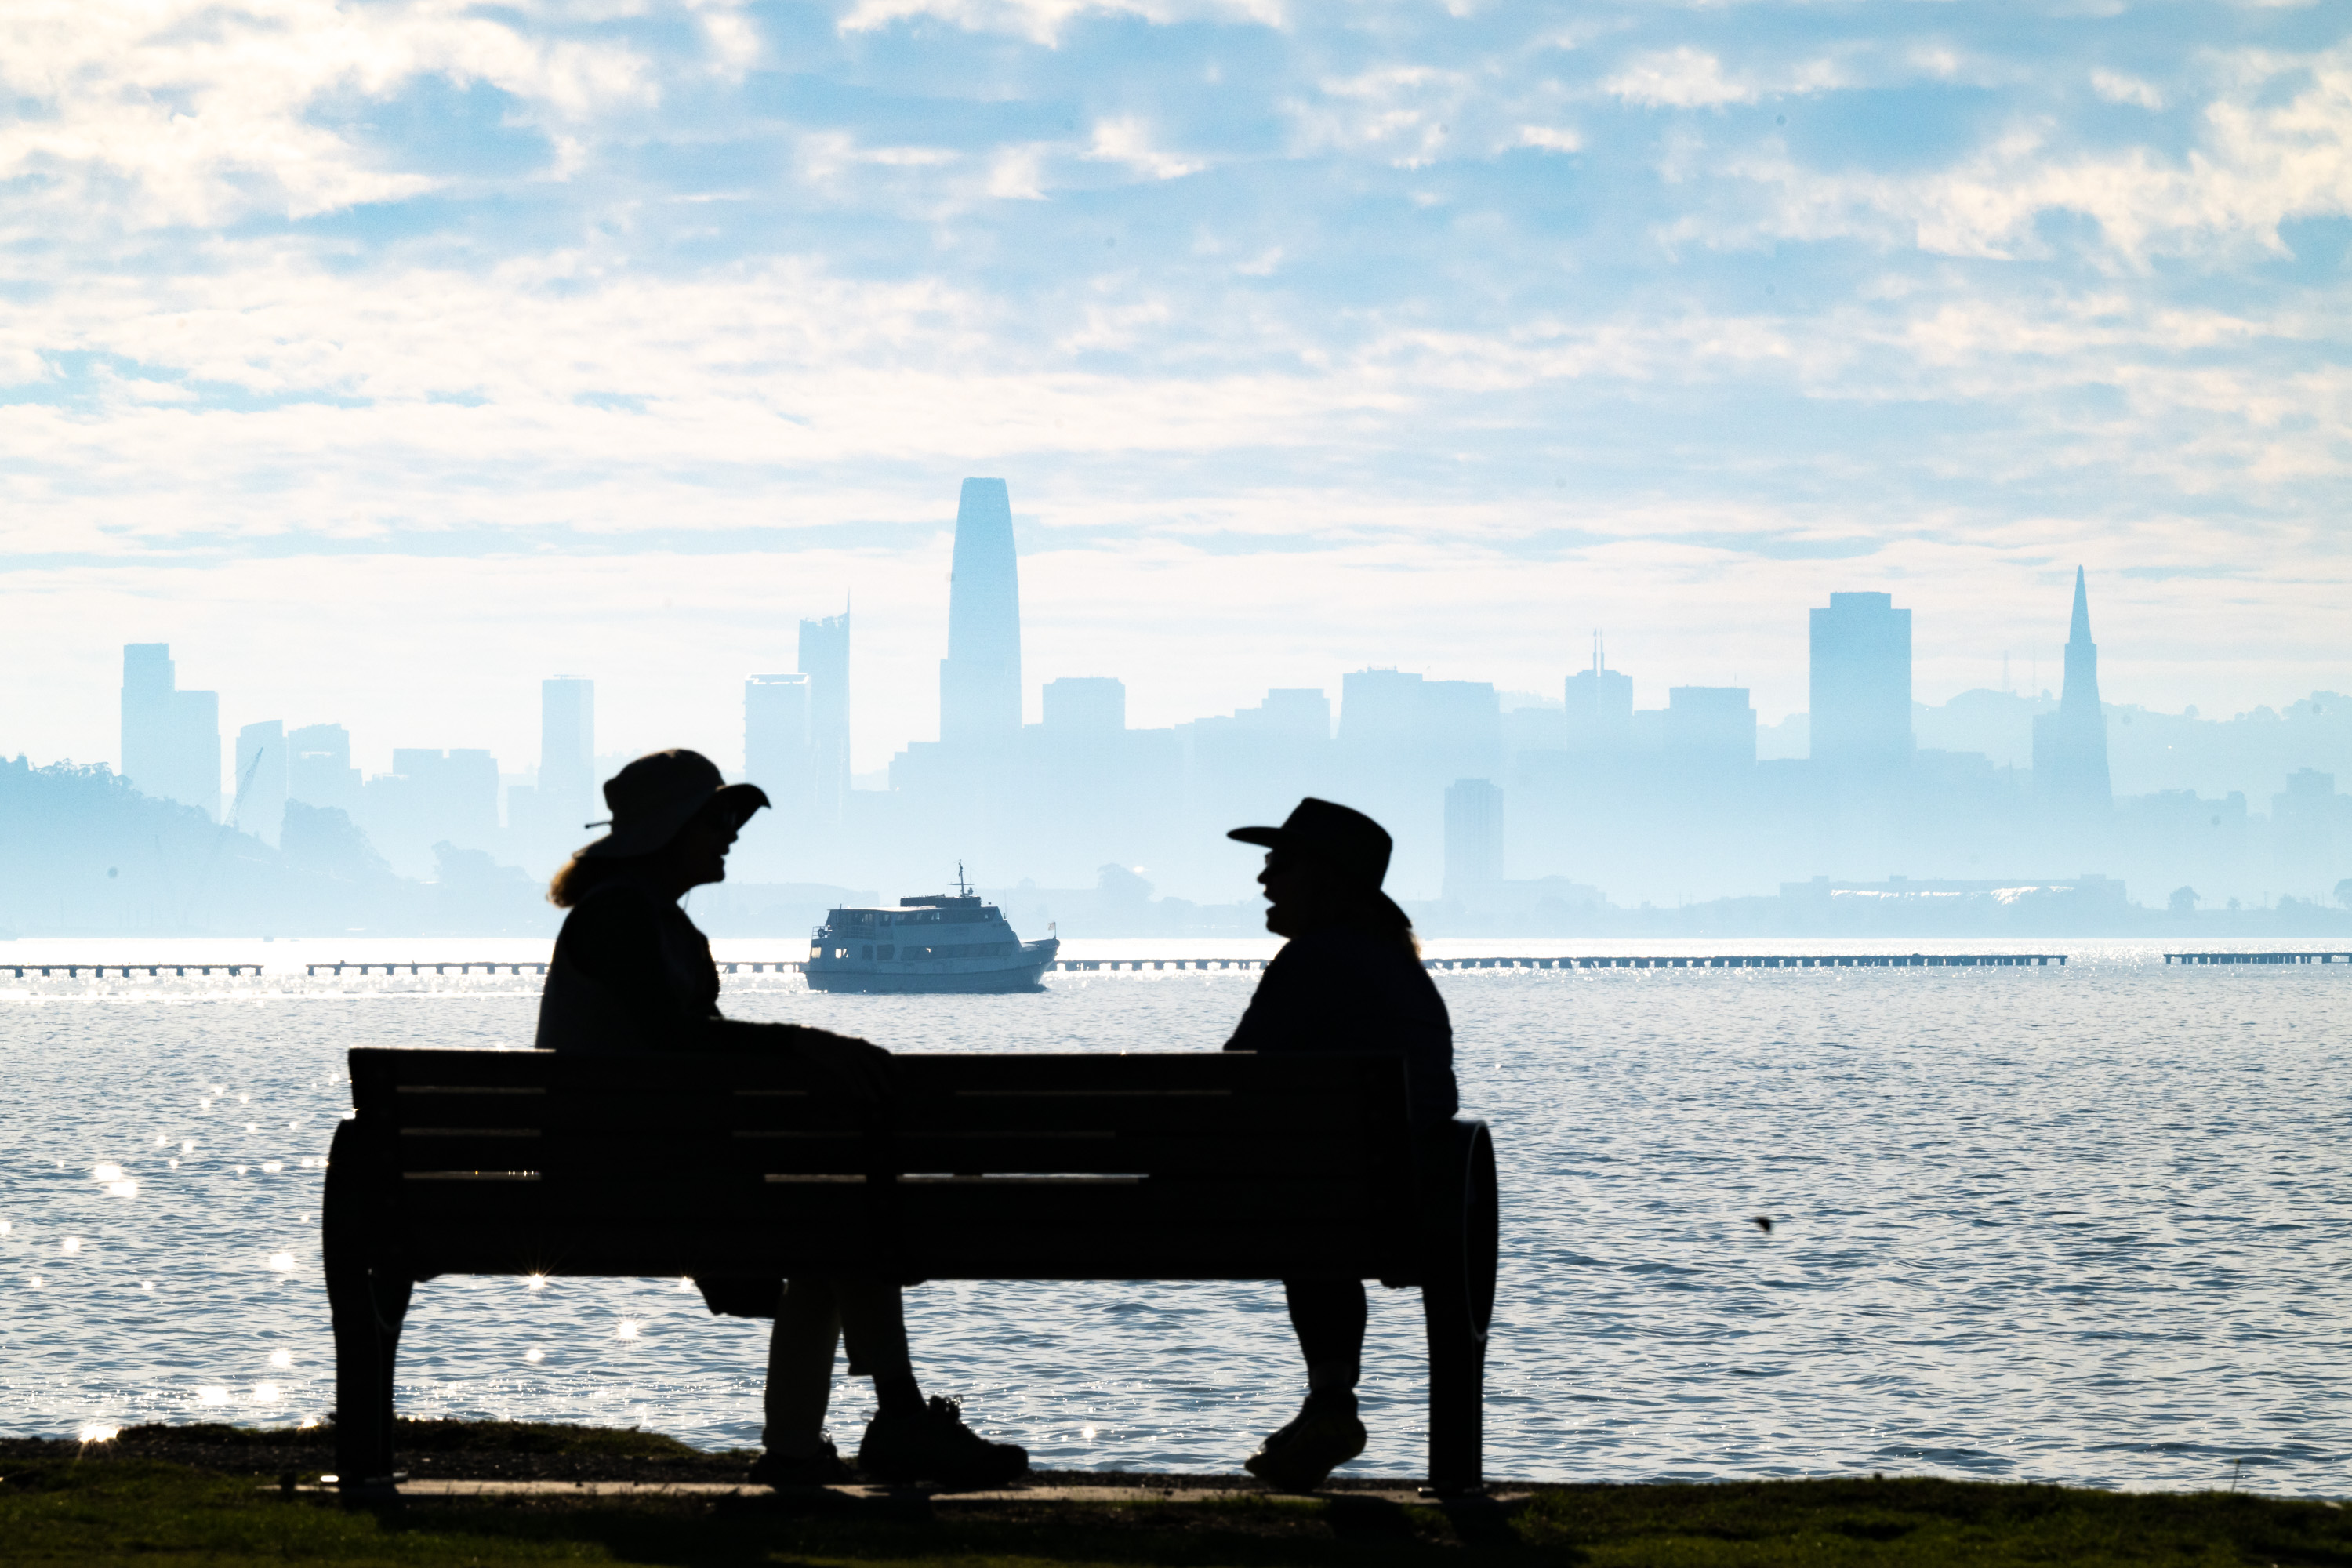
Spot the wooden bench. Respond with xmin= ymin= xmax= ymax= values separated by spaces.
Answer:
xmin=324 ymin=1047 xmax=1500 ymax=1493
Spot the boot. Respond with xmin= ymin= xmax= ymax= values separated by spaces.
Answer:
xmin=858 ymin=1396 xmax=1029 ymax=1488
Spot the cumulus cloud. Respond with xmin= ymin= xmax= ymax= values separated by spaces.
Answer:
xmin=0 ymin=1 xmax=675 ymax=227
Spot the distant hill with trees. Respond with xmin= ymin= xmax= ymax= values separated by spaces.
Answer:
xmin=0 ymin=757 xmax=554 ymax=938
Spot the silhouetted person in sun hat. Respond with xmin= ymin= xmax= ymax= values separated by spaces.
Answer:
xmin=1222 ymin=797 xmax=1457 ymax=1492
xmin=535 ymin=748 xmax=1027 ymax=1490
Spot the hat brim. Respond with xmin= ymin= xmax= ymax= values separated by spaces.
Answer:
xmin=579 ymin=782 xmax=771 ymax=861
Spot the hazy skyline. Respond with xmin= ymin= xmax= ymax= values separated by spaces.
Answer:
xmin=5 ymin=1 xmax=2347 ymax=776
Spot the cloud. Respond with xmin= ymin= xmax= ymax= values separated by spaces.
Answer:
xmin=1289 ymin=65 xmax=1479 ymax=168
xmin=0 ymin=0 xmax=669 ymax=228
xmin=1517 ymin=125 xmax=1583 ymax=153
xmin=1601 ymin=47 xmax=1850 ymax=109
xmin=2092 ymin=69 xmax=2166 ymax=111
xmin=1087 ymin=117 xmax=1205 ymax=180
xmin=834 ymin=0 xmax=1286 ymax=47
xmin=0 ymin=0 xmax=2347 ymax=775
xmin=1657 ymin=42 xmax=2352 ymax=263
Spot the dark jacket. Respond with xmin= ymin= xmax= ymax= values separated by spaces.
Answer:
xmin=532 ymin=880 xmax=820 ymax=1318
xmin=1223 ymin=927 xmax=1457 ymax=1123
xmin=535 ymin=882 xmax=789 ymax=1054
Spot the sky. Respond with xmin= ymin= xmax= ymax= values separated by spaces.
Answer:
xmin=3 ymin=0 xmax=2348 ymax=778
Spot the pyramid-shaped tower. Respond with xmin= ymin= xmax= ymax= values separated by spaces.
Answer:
xmin=2031 ymin=567 xmax=2111 ymax=811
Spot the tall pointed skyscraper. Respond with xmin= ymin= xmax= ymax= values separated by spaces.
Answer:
xmin=2032 ymin=567 xmax=2111 ymax=811
xmin=939 ymin=477 xmax=1022 ymax=742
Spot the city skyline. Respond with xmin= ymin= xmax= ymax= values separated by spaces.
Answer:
xmin=34 ymin=538 xmax=2341 ymax=793
xmin=76 ymin=524 xmax=2352 ymax=914
xmin=76 ymin=553 xmax=2283 ymax=789
xmin=16 ymin=525 xmax=2343 ymax=788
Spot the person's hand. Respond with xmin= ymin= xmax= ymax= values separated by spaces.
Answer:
xmin=791 ymin=1028 xmax=893 ymax=1103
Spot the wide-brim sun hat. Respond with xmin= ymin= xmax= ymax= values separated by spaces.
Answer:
xmin=1228 ymin=797 xmax=1411 ymax=926
xmin=577 ymin=748 xmax=770 ymax=860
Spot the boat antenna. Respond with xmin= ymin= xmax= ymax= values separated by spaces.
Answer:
xmin=954 ymin=860 xmax=971 ymax=898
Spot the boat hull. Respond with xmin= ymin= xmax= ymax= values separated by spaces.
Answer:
xmin=804 ymin=940 xmax=1058 ymax=995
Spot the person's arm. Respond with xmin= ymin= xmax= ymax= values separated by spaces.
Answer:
xmin=561 ymin=892 xmax=891 ymax=1098
xmin=690 ymin=1017 xmax=893 ymax=1101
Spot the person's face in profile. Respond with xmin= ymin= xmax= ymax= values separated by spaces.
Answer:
xmin=668 ymin=801 xmax=742 ymax=895
xmin=1258 ymin=848 xmax=1341 ymax=938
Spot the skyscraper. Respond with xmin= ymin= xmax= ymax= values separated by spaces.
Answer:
xmin=1563 ymin=633 xmax=1634 ymax=753
xmin=286 ymin=722 xmax=361 ymax=812
xmin=120 ymin=643 xmax=221 ymax=819
xmin=232 ymin=720 xmax=289 ymax=844
xmin=745 ymin=672 xmax=812 ymax=811
xmin=1664 ymin=687 xmax=1758 ymax=768
xmin=1809 ymin=592 xmax=1911 ymax=774
xmin=1443 ymin=778 xmax=1504 ymax=901
xmin=798 ymin=611 xmax=850 ymax=819
xmin=939 ymin=477 xmax=1021 ymax=743
xmin=541 ymin=677 xmax=596 ymax=814
xmin=2032 ymin=568 xmax=2111 ymax=811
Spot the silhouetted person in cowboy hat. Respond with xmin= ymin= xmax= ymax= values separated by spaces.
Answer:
xmin=1222 ymin=797 xmax=1457 ymax=1492
xmin=535 ymin=748 xmax=1027 ymax=1490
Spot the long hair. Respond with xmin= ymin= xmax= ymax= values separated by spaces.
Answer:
xmin=547 ymin=853 xmax=648 ymax=909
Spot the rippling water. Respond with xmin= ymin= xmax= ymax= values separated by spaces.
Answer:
xmin=2 ymin=938 xmax=2347 ymax=1496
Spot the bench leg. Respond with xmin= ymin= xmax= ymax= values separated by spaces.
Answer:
xmin=322 ymin=1119 xmax=412 ymax=1486
xmin=1419 ymin=1120 xmax=1498 ymax=1497
xmin=1422 ymin=1276 xmax=1486 ymax=1495
xmin=328 ymin=1264 xmax=411 ymax=1485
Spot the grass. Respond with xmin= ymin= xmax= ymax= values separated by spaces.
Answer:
xmin=0 ymin=1427 xmax=2343 ymax=1566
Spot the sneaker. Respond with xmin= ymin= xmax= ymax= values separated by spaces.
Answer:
xmin=858 ymin=1396 xmax=1029 ymax=1489
xmin=748 ymin=1442 xmax=855 ymax=1487
xmin=1243 ymin=1404 xmax=1367 ymax=1493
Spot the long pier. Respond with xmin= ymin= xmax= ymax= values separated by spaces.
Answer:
xmin=1057 ymin=953 xmax=2066 ymax=972
xmin=302 ymin=961 xmax=550 ymax=976
xmin=4 ymin=962 xmax=258 ymax=978
xmin=10 ymin=953 xmax=2069 ymax=981
xmin=2164 ymin=951 xmax=2352 ymax=965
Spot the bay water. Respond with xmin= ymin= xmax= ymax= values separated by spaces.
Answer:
xmin=2 ymin=938 xmax=2345 ymax=1497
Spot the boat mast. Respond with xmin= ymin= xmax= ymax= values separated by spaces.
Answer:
xmin=954 ymin=860 xmax=972 ymax=898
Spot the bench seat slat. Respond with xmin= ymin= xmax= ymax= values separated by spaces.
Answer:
xmin=390 ymin=1172 xmax=1394 ymax=1212
xmin=382 ymin=1098 xmax=1388 ymax=1145
xmin=355 ymin=1050 xmax=1406 ymax=1100
xmin=390 ymin=1134 xmax=1397 ymax=1181
xmin=383 ymin=1225 xmax=1413 ymax=1278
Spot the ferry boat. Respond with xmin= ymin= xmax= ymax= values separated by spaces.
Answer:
xmin=804 ymin=868 xmax=1058 ymax=994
